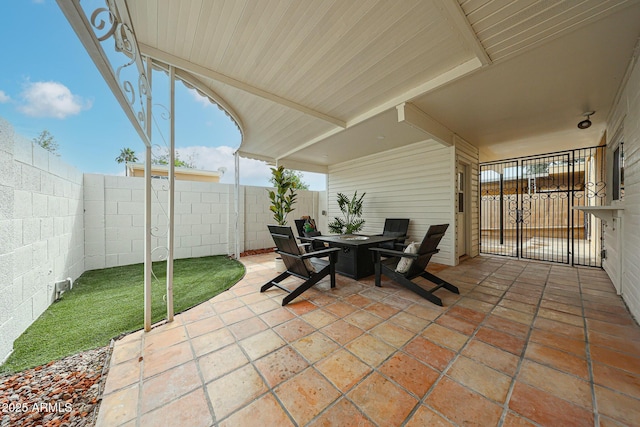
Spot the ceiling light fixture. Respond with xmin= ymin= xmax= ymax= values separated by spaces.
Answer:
xmin=577 ymin=111 xmax=595 ymax=129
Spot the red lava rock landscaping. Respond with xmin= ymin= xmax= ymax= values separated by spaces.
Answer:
xmin=0 ymin=346 xmax=110 ymax=427
xmin=240 ymin=248 xmax=275 ymax=257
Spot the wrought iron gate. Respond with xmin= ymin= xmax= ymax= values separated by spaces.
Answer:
xmin=480 ymin=147 xmax=606 ymax=267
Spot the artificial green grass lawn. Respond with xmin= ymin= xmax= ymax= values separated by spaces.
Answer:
xmin=0 ymin=255 xmax=245 ymax=374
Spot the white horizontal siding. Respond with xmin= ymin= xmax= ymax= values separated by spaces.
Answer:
xmin=605 ymin=48 xmax=640 ymax=321
xmin=455 ymin=136 xmax=480 ymax=258
xmin=328 ymin=141 xmax=456 ymax=265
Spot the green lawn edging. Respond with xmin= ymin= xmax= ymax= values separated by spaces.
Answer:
xmin=1 ymin=255 xmax=245 ymax=374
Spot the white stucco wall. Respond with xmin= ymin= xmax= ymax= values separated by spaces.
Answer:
xmin=605 ymin=46 xmax=640 ymax=321
xmin=0 ymin=118 xmax=85 ymax=363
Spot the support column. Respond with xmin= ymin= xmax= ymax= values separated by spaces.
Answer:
xmin=234 ymin=151 xmax=240 ymax=259
xmin=144 ymin=59 xmax=153 ymax=331
xmin=166 ymin=66 xmax=176 ymax=322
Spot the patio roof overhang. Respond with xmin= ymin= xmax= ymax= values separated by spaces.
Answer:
xmin=72 ymin=0 xmax=640 ymax=170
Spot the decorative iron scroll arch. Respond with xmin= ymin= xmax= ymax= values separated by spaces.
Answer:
xmin=86 ymin=0 xmax=152 ymax=144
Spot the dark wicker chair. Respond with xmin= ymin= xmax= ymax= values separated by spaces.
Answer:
xmin=261 ymin=225 xmax=340 ymax=306
xmin=370 ymin=224 xmax=459 ymax=306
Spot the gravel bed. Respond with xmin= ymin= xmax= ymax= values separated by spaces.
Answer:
xmin=0 ymin=345 xmax=111 ymax=427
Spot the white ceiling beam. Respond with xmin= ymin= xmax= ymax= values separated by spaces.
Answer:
xmin=397 ymin=102 xmax=454 ymax=147
xmin=435 ymin=0 xmax=492 ymax=66
xmin=346 ymin=58 xmax=483 ymax=128
xmin=139 ymin=43 xmax=346 ymax=128
xmin=277 ymin=57 xmax=482 ymax=159
xmin=277 ymin=159 xmax=329 ymax=174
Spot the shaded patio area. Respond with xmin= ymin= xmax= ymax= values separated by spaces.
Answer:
xmin=96 ymin=253 xmax=640 ymax=426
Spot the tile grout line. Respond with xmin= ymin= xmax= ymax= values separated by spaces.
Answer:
xmin=303 ymin=284 xmax=414 ymax=426
xmin=220 ymin=279 xmax=375 ymax=426
xmin=405 ymin=256 xmax=509 ymax=426
xmin=186 ymin=299 xmax=220 ymax=427
xmin=135 ymin=326 xmax=146 ymax=427
xmin=455 ymin=259 xmax=534 ymax=426
xmin=211 ymin=290 xmax=300 ymax=427
xmin=578 ymin=267 xmax=599 ymax=427
xmin=496 ymin=260 xmax=550 ymax=427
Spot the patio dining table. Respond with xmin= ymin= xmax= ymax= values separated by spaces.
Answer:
xmin=309 ymin=234 xmax=396 ymax=280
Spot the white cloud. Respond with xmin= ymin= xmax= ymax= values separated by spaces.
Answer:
xmin=18 ymin=81 xmax=91 ymax=118
xmin=188 ymin=88 xmax=213 ymax=108
xmin=0 ymin=90 xmax=10 ymax=103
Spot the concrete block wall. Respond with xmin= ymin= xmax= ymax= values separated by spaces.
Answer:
xmin=0 ymin=118 xmax=84 ymax=363
xmin=0 ymin=118 xmax=16 ymax=363
xmin=244 ymin=186 xmax=320 ymax=251
xmin=84 ymin=175 xmax=322 ymax=268
xmin=84 ymin=175 xmax=239 ymax=270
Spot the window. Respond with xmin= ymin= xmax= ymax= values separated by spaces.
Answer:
xmin=457 ymin=171 xmax=464 ymax=213
xmin=613 ymin=143 xmax=624 ymax=201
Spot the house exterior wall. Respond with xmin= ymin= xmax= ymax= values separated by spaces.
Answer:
xmin=327 ymin=140 xmax=456 ymax=265
xmin=605 ymin=48 xmax=640 ymax=320
xmin=455 ymin=136 xmax=480 ymax=259
xmin=0 ymin=118 xmax=85 ymax=363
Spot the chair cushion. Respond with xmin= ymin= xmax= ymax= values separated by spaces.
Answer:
xmin=297 ymin=244 xmax=316 ymax=273
xmin=395 ymin=242 xmax=418 ymax=274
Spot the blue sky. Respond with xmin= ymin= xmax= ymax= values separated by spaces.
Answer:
xmin=0 ymin=0 xmax=326 ymax=189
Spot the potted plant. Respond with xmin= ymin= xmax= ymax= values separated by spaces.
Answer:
xmin=267 ymin=165 xmax=298 ymax=271
xmin=328 ymin=191 xmax=366 ymax=234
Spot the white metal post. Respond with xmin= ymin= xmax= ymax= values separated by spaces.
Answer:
xmin=166 ymin=66 xmax=176 ymax=321
xmin=144 ymin=59 xmax=153 ymax=331
xmin=234 ymin=151 xmax=240 ymax=259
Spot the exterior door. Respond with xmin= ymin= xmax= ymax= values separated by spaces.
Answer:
xmin=457 ymin=166 xmax=467 ymax=258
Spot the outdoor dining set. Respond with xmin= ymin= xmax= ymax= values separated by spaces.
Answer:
xmin=261 ymin=218 xmax=459 ymax=307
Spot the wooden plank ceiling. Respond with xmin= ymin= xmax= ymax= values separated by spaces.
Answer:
xmin=126 ymin=0 xmax=640 ymax=168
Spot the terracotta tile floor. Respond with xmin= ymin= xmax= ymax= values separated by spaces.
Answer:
xmin=96 ymin=254 xmax=640 ymax=426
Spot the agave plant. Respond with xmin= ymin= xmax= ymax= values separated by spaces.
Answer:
xmin=267 ymin=165 xmax=298 ymax=225
xmin=328 ymin=191 xmax=366 ymax=234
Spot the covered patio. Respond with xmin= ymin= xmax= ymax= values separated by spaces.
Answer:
xmin=96 ymin=254 xmax=640 ymax=426
xmin=51 ymin=1 xmax=640 ymax=425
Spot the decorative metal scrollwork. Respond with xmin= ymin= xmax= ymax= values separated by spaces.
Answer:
xmin=585 ymin=181 xmax=606 ymax=199
xmin=88 ymin=0 xmax=151 ymax=140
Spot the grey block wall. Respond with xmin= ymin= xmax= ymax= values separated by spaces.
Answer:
xmin=0 ymin=118 xmax=85 ymax=363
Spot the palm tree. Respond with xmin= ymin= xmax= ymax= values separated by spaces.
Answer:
xmin=115 ymin=148 xmax=138 ymax=176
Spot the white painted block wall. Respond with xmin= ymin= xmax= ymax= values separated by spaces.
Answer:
xmin=0 ymin=118 xmax=84 ymax=363
xmin=85 ymin=176 xmax=234 ymax=270
xmin=83 ymin=175 xmax=322 ymax=270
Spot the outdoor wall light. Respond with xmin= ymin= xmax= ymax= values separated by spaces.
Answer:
xmin=577 ymin=111 xmax=595 ymax=129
